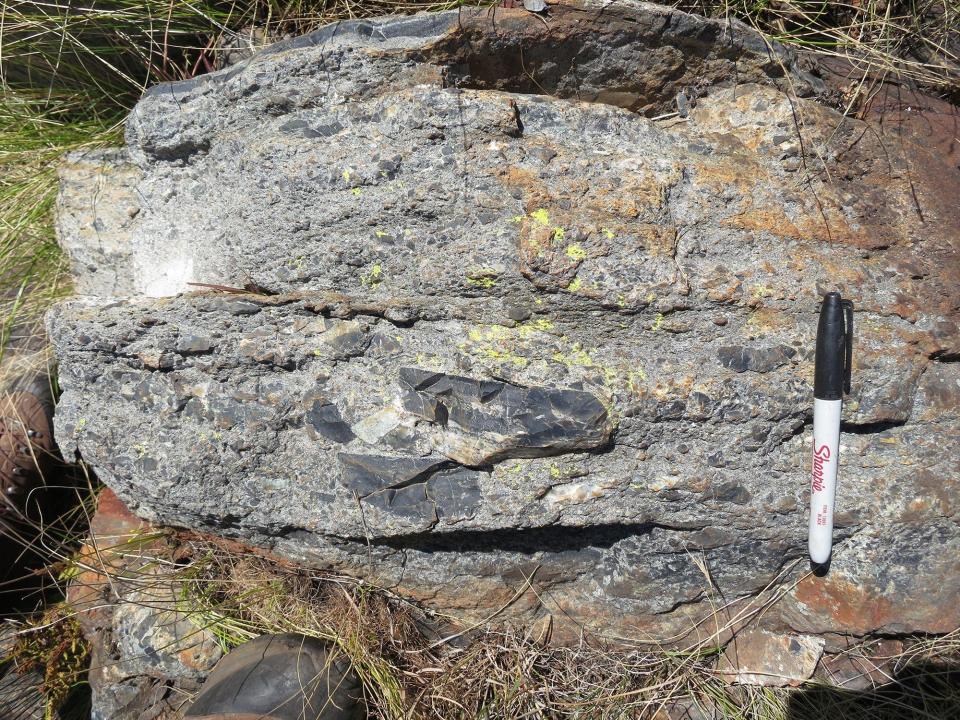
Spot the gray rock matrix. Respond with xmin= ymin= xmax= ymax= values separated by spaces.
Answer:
xmin=50 ymin=1 xmax=960 ymax=641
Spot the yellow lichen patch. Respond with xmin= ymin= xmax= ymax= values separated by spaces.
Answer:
xmin=750 ymin=284 xmax=775 ymax=302
xmin=462 ymin=324 xmax=529 ymax=369
xmin=568 ymin=277 xmax=583 ymax=292
xmin=523 ymin=317 xmax=554 ymax=333
xmin=414 ymin=352 xmax=444 ymax=367
xmin=530 ymin=208 xmax=550 ymax=226
xmin=466 ymin=268 xmax=499 ymax=289
xmin=361 ymin=263 xmax=383 ymax=287
xmin=565 ymin=243 xmax=587 ymax=261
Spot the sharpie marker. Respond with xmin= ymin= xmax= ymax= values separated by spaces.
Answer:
xmin=809 ymin=292 xmax=853 ymax=568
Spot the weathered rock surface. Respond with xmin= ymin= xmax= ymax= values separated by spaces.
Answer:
xmin=50 ymin=1 xmax=960 ymax=643
xmin=717 ymin=629 xmax=824 ymax=686
xmin=65 ymin=489 xmax=214 ymax=720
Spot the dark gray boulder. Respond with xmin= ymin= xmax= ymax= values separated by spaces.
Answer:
xmin=49 ymin=1 xmax=960 ymax=642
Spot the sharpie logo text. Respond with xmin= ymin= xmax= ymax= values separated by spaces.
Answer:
xmin=811 ymin=443 xmax=831 ymax=493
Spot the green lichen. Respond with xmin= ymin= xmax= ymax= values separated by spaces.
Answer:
xmin=568 ymin=277 xmax=583 ymax=292
xmin=566 ymin=243 xmax=587 ymax=261
xmin=552 ymin=227 xmax=565 ymax=243
xmin=601 ymin=227 xmax=615 ymax=239
xmin=652 ymin=313 xmax=664 ymax=331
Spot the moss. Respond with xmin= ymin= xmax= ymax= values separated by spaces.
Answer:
xmin=13 ymin=607 xmax=90 ymax=718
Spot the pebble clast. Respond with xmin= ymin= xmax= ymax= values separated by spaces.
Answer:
xmin=398 ymin=367 xmax=612 ymax=464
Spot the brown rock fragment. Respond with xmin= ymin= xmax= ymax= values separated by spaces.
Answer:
xmin=816 ymin=639 xmax=904 ymax=690
xmin=717 ymin=629 xmax=824 ymax=686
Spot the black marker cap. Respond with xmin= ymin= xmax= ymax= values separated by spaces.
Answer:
xmin=814 ymin=292 xmax=853 ymax=400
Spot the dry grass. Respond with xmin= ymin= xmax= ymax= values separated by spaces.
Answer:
xmin=680 ymin=1 xmax=959 ymax=96
xmin=5 ymin=515 xmax=955 ymax=720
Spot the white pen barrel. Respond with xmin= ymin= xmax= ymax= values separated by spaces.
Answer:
xmin=809 ymin=398 xmax=842 ymax=564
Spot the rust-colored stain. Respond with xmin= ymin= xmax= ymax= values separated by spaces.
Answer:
xmin=792 ymin=577 xmax=896 ymax=633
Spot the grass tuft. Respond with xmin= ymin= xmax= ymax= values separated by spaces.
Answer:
xmin=678 ymin=0 xmax=960 ymax=95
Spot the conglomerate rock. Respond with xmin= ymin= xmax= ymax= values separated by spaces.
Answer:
xmin=49 ymin=1 xmax=960 ymax=643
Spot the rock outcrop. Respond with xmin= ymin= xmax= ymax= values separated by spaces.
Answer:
xmin=50 ymin=1 xmax=960 ymax=643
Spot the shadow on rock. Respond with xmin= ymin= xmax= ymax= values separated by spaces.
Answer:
xmin=788 ymin=659 xmax=960 ymax=720
xmin=0 ymin=464 xmax=95 ymax=618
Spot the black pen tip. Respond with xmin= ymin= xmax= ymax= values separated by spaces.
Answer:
xmin=810 ymin=556 xmax=832 ymax=577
